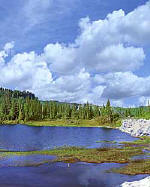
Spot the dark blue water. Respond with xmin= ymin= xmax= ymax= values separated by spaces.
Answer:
xmin=0 ymin=125 xmax=138 ymax=151
xmin=0 ymin=162 xmax=148 ymax=187
xmin=0 ymin=155 xmax=56 ymax=167
xmin=0 ymin=125 xmax=145 ymax=187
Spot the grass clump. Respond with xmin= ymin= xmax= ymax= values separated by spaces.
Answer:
xmin=121 ymin=136 xmax=150 ymax=149
xmin=0 ymin=146 xmax=143 ymax=164
xmin=43 ymin=146 xmax=143 ymax=164
xmin=1 ymin=136 xmax=150 ymax=175
xmin=96 ymin=140 xmax=117 ymax=144
xmin=112 ymin=159 xmax=150 ymax=175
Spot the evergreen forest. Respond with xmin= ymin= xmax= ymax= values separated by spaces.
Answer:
xmin=0 ymin=87 xmax=150 ymax=124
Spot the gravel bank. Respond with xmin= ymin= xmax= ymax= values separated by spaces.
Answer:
xmin=119 ymin=119 xmax=150 ymax=186
xmin=119 ymin=119 xmax=150 ymax=137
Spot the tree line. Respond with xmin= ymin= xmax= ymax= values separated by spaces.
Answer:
xmin=1 ymin=88 xmax=150 ymax=124
xmin=115 ymin=106 xmax=150 ymax=119
xmin=0 ymin=88 xmax=35 ymax=99
xmin=0 ymin=88 xmax=120 ymax=124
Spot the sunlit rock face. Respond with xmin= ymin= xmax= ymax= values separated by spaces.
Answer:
xmin=120 ymin=176 xmax=150 ymax=187
xmin=120 ymin=119 xmax=150 ymax=137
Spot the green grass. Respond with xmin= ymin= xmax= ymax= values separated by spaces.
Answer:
xmin=96 ymin=140 xmax=117 ymax=143
xmin=26 ymin=119 xmax=98 ymax=127
xmin=0 ymin=120 xmax=18 ymax=125
xmin=51 ymin=146 xmax=144 ymax=164
xmin=121 ymin=136 xmax=150 ymax=147
xmin=26 ymin=119 xmax=121 ymax=128
xmin=0 ymin=146 xmax=143 ymax=164
xmin=0 ymin=119 xmax=122 ymax=128
xmin=0 ymin=138 xmax=150 ymax=175
xmin=112 ymin=159 xmax=150 ymax=175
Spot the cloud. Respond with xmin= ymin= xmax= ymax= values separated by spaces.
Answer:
xmin=23 ymin=0 xmax=53 ymax=27
xmin=34 ymin=69 xmax=92 ymax=103
xmin=121 ymin=1 xmax=150 ymax=45
xmin=0 ymin=49 xmax=52 ymax=90
xmin=139 ymin=96 xmax=150 ymax=106
xmin=3 ymin=41 xmax=14 ymax=52
xmin=43 ymin=43 xmax=77 ymax=74
xmin=1 ymin=1 xmax=150 ymax=106
xmin=0 ymin=43 xmax=93 ymax=103
xmin=23 ymin=0 xmax=78 ymax=29
xmin=77 ymin=1 xmax=150 ymax=47
xmin=41 ymin=1 xmax=150 ymax=74
xmin=84 ymin=44 xmax=144 ymax=72
xmin=101 ymin=72 xmax=150 ymax=100
xmin=0 ymin=0 xmax=79 ymax=52
xmin=0 ymin=42 xmax=15 ymax=65
xmin=1 ymin=43 xmax=150 ymax=105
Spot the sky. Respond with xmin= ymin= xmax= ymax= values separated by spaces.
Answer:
xmin=0 ymin=0 xmax=150 ymax=107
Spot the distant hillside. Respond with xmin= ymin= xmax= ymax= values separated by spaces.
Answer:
xmin=0 ymin=87 xmax=105 ymax=123
xmin=0 ymin=87 xmax=35 ymax=99
xmin=0 ymin=87 xmax=150 ymax=124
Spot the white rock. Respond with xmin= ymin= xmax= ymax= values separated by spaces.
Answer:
xmin=120 ymin=119 xmax=150 ymax=137
xmin=120 ymin=176 xmax=150 ymax=187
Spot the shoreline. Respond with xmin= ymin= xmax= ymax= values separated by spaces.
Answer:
xmin=120 ymin=176 xmax=150 ymax=187
xmin=1 ymin=118 xmax=150 ymax=138
xmin=0 ymin=119 xmax=121 ymax=129
xmin=0 ymin=119 xmax=150 ymax=177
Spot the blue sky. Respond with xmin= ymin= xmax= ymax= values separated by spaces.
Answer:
xmin=0 ymin=0 xmax=150 ymax=106
xmin=0 ymin=0 xmax=147 ymax=51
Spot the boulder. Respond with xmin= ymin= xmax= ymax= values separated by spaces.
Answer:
xmin=120 ymin=119 xmax=150 ymax=137
xmin=120 ymin=176 xmax=150 ymax=187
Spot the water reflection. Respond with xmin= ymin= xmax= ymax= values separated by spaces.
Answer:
xmin=0 ymin=155 xmax=56 ymax=167
xmin=0 ymin=162 xmax=148 ymax=187
xmin=0 ymin=125 xmax=138 ymax=151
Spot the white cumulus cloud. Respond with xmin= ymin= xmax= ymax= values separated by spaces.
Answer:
xmin=1 ymin=1 xmax=150 ymax=106
xmin=41 ymin=1 xmax=150 ymax=74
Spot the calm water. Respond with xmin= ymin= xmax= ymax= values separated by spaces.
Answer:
xmin=0 ymin=125 xmax=138 ymax=151
xmin=0 ymin=125 xmax=146 ymax=187
xmin=0 ymin=162 xmax=148 ymax=187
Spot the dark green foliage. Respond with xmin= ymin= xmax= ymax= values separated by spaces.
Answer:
xmin=1 ymin=88 xmax=150 ymax=124
xmin=0 ymin=87 xmax=35 ymax=99
xmin=114 ymin=105 xmax=150 ymax=119
xmin=0 ymin=89 xmax=115 ymax=123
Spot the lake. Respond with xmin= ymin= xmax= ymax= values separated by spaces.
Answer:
xmin=0 ymin=125 xmax=138 ymax=151
xmin=0 ymin=125 xmax=147 ymax=187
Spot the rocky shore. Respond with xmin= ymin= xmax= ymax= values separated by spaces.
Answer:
xmin=119 ymin=119 xmax=150 ymax=137
xmin=120 ymin=176 xmax=150 ymax=187
xmin=119 ymin=119 xmax=150 ymax=187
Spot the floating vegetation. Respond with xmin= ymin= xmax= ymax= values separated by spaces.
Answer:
xmin=112 ymin=159 xmax=150 ymax=175
xmin=96 ymin=140 xmax=117 ymax=144
xmin=0 ymin=136 xmax=149 ymax=175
